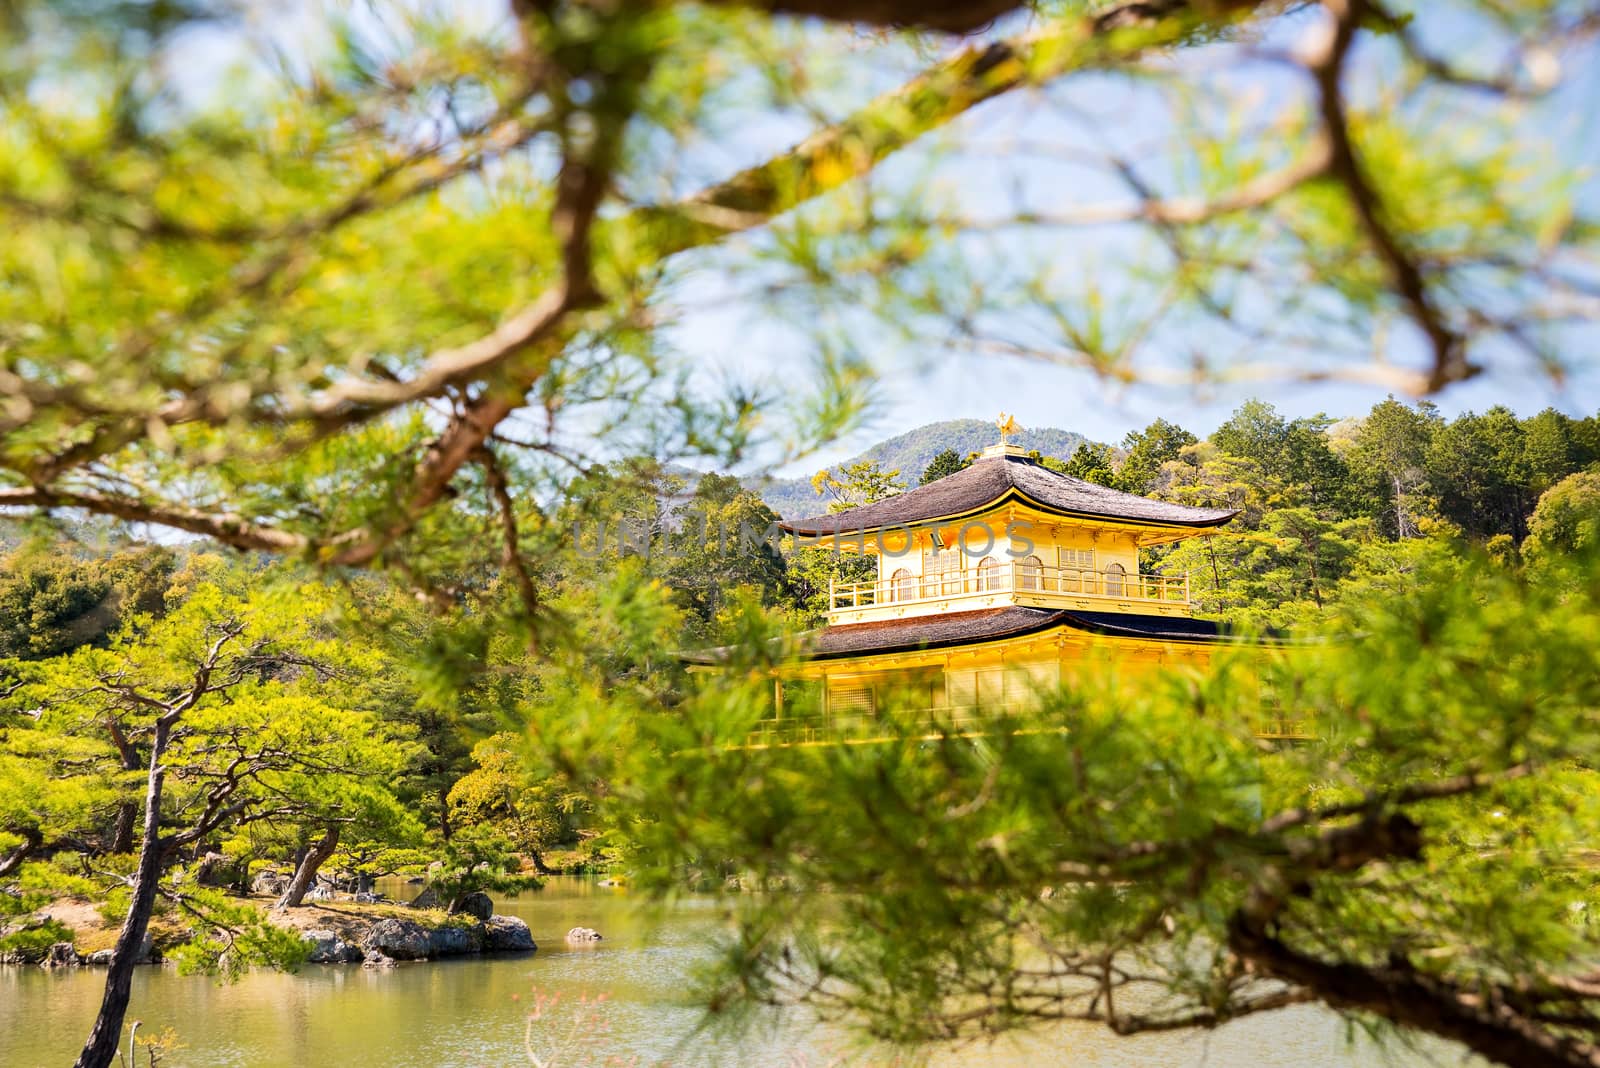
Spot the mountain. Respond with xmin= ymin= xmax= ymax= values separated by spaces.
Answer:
xmin=751 ymin=418 xmax=1094 ymax=519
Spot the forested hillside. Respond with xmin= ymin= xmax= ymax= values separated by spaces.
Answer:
xmin=1130 ymin=399 xmax=1600 ymax=629
xmin=752 ymin=418 xmax=1090 ymax=517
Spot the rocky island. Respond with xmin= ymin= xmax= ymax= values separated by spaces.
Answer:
xmin=3 ymin=883 xmax=535 ymax=969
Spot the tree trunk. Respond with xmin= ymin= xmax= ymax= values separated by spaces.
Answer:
xmin=275 ymin=825 xmax=340 ymax=910
xmin=1393 ymin=474 xmax=1411 ymax=539
xmin=439 ymin=784 xmax=453 ymax=842
xmin=106 ymin=717 xmax=139 ymax=854
xmin=74 ymin=717 xmax=171 ymax=1068
xmin=108 ymin=803 xmax=136 ymax=854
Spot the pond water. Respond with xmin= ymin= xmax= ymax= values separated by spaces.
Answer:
xmin=1 ymin=877 xmax=1463 ymax=1067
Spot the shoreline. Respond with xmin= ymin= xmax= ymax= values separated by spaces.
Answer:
xmin=1 ymin=892 xmax=537 ymax=969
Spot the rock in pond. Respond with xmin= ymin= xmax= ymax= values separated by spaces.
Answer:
xmin=485 ymin=915 xmax=535 ymax=952
xmin=426 ymin=924 xmax=484 ymax=957
xmin=362 ymin=949 xmax=397 ymax=969
xmin=452 ymin=892 xmax=494 ymax=923
xmin=301 ymin=928 xmax=363 ymax=964
xmin=362 ymin=918 xmax=434 ymax=960
xmin=565 ymin=926 xmax=602 ymax=944
xmin=41 ymin=942 xmax=80 ymax=968
xmin=80 ymin=932 xmax=157 ymax=966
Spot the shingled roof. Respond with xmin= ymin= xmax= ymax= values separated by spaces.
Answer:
xmin=679 ymin=607 xmax=1280 ymax=665
xmin=793 ymin=606 xmax=1274 ymax=660
xmin=780 ymin=453 xmax=1235 ymax=536
xmin=806 ymin=606 xmax=1070 ymax=658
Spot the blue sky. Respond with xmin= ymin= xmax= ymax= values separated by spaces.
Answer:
xmin=651 ymin=2 xmax=1600 ymax=470
xmin=174 ymin=2 xmax=1600 ymax=474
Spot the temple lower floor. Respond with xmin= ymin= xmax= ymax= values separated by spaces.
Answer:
xmin=728 ymin=607 xmax=1309 ymax=746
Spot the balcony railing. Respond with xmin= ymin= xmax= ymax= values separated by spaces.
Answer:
xmin=828 ymin=561 xmax=1189 ymax=613
xmin=741 ymin=704 xmax=1314 ymax=749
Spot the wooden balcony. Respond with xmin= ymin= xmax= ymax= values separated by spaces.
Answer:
xmin=827 ymin=561 xmax=1191 ymax=624
xmin=740 ymin=704 xmax=1315 ymax=749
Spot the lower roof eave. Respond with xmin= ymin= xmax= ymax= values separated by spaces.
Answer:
xmin=677 ymin=608 xmax=1293 ymax=666
xmin=786 ymin=609 xmax=1289 ymax=663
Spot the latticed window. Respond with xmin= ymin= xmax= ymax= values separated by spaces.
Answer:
xmin=923 ymin=547 xmax=961 ymax=593
xmin=1105 ymin=561 xmax=1127 ymax=597
xmin=828 ymin=680 xmax=874 ymax=716
xmin=976 ymin=556 xmax=1000 ymax=591
xmin=1017 ymin=554 xmax=1043 ymax=590
xmin=890 ymin=568 xmax=914 ymax=602
xmin=1057 ymin=547 xmax=1094 ymax=591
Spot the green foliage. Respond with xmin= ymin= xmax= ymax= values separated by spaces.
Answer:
xmin=1060 ymin=442 xmax=1118 ymax=487
xmin=918 ymin=448 xmax=971 ymax=485
xmin=809 ymin=459 xmax=904 ymax=513
xmin=2 ymin=563 xmax=421 ymax=974
xmin=782 ymin=544 xmax=873 ymax=625
xmin=1426 ymin=406 xmax=1537 ymax=540
xmin=166 ymin=889 xmax=310 ymax=979
xmin=661 ymin=473 xmax=792 ymax=639
xmin=1343 ymin=396 xmax=1440 ymax=538
xmin=0 ymin=861 xmax=77 ymax=956
xmin=425 ymin=826 xmax=541 ymax=911
xmin=1116 ymin=417 xmax=1196 ymax=494
xmin=1525 ymin=470 xmax=1600 ymax=563
xmin=0 ymin=541 xmax=175 ymax=659
xmin=0 ymin=0 xmax=1594 ymax=1061
xmin=1139 ymin=398 xmax=1600 ymax=630
xmin=548 ymin=546 xmax=1600 ymax=1055
xmin=448 ymin=734 xmax=582 ymax=861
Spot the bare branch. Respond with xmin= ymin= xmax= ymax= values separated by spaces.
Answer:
xmin=1259 ymin=760 xmax=1537 ymax=834
xmin=479 ymin=447 xmax=542 ymax=652
xmin=1309 ymin=0 xmax=1470 ymax=391
xmin=1102 ymin=988 xmax=1315 ymax=1034
xmin=920 ymin=137 xmax=1333 ymax=230
xmin=0 ymin=486 xmax=309 ymax=555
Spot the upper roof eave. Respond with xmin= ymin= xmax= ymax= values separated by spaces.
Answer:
xmin=779 ymin=455 xmax=1237 ymax=537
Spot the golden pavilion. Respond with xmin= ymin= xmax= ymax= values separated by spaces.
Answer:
xmin=726 ymin=417 xmax=1300 ymax=742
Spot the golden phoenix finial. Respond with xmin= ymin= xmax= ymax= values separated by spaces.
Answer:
xmin=996 ymin=412 xmax=1021 ymax=445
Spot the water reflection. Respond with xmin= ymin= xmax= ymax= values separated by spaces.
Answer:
xmin=0 ymin=878 xmax=1462 ymax=1067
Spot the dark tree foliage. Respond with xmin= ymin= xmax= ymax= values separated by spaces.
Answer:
xmin=919 ymin=447 xmax=971 ymax=485
xmin=663 ymin=473 xmax=791 ymax=636
xmin=0 ymin=542 xmax=176 ymax=659
xmin=1061 ymin=442 xmax=1119 ymax=487
xmin=1116 ymin=418 xmax=1197 ymax=495
xmin=1425 ymin=407 xmax=1536 ymax=541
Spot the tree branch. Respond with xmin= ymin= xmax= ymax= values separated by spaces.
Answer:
xmin=1223 ymin=805 xmax=1600 ymax=1068
xmin=1310 ymin=0 xmax=1470 ymax=390
xmin=0 ymin=486 xmax=309 ymax=554
xmin=1259 ymin=760 xmax=1537 ymax=834
xmin=479 ymin=447 xmax=542 ymax=650
xmin=1229 ymin=926 xmax=1600 ymax=1068
xmin=0 ymin=827 xmax=43 ymax=879
xmin=703 ymin=0 xmax=1026 ymax=34
xmin=6 ymin=0 xmax=1264 ymax=560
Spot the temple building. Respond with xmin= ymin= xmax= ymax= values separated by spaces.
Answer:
xmin=735 ymin=417 xmax=1300 ymax=742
